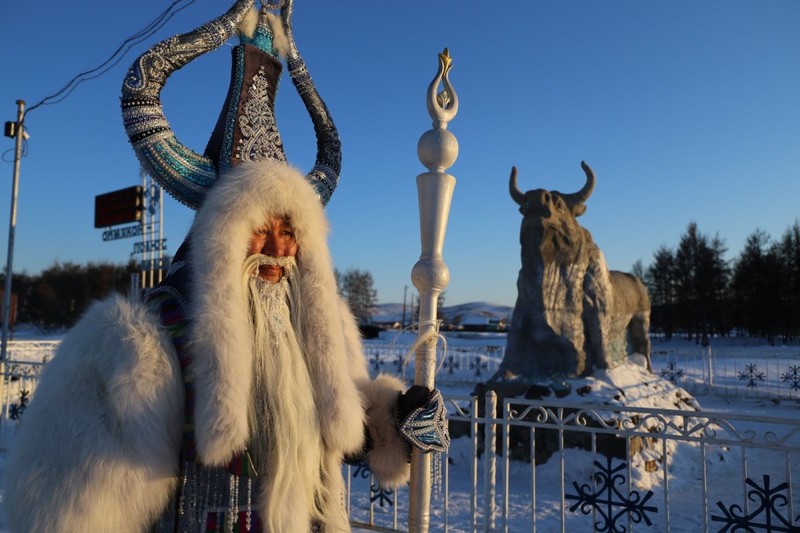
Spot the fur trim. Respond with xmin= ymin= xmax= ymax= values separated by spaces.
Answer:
xmin=4 ymin=295 xmax=183 ymax=532
xmin=189 ymin=160 xmax=369 ymax=526
xmin=362 ymin=374 xmax=411 ymax=488
xmin=238 ymin=7 xmax=258 ymax=39
xmin=188 ymin=160 xmax=366 ymax=465
xmin=266 ymin=12 xmax=289 ymax=59
xmin=340 ymin=298 xmax=370 ymax=383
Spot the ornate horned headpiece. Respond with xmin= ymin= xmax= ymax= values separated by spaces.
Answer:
xmin=121 ymin=0 xmax=341 ymax=209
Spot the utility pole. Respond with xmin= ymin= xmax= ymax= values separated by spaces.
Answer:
xmin=139 ymin=167 xmax=147 ymax=291
xmin=1 ymin=100 xmax=26 ymax=443
xmin=402 ymin=285 xmax=408 ymax=329
xmin=2 ymin=100 xmax=26 ymax=361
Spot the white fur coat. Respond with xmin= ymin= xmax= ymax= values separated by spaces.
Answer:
xmin=4 ymin=161 xmax=409 ymax=532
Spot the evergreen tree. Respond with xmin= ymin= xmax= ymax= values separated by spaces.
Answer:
xmin=731 ymin=229 xmax=776 ymax=341
xmin=699 ymin=234 xmax=730 ymax=338
xmin=671 ymin=223 xmax=729 ymax=342
xmin=673 ymin=223 xmax=702 ymax=340
xmin=646 ymin=245 xmax=676 ymax=339
xmin=776 ymin=220 xmax=800 ymax=340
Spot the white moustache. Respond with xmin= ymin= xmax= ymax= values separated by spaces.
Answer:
xmin=252 ymin=254 xmax=296 ymax=269
xmin=248 ymin=254 xmax=297 ymax=278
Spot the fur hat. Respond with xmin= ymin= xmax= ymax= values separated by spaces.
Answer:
xmin=187 ymin=160 xmax=366 ymax=464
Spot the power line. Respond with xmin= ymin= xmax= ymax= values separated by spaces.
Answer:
xmin=24 ymin=0 xmax=199 ymax=118
xmin=1 ymin=141 xmax=28 ymax=164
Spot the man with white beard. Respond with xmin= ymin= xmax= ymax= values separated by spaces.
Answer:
xmin=4 ymin=1 xmax=448 ymax=531
xmin=6 ymin=162 xmax=444 ymax=533
xmin=144 ymin=162 xmax=435 ymax=532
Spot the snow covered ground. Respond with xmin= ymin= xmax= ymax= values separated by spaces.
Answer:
xmin=1 ymin=326 xmax=799 ymax=532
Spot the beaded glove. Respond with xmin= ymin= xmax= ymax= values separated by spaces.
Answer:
xmin=396 ymin=386 xmax=450 ymax=454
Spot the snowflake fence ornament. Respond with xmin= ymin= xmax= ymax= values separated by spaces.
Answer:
xmin=739 ymin=363 xmax=767 ymax=389
xmin=443 ymin=355 xmax=460 ymax=374
xmin=391 ymin=355 xmax=403 ymax=373
xmin=781 ymin=365 xmax=800 ymax=392
xmin=658 ymin=360 xmax=685 ymax=383
xmin=350 ymin=460 xmax=394 ymax=510
xmin=370 ymin=350 xmax=382 ymax=372
xmin=9 ymin=388 xmax=29 ymax=421
xmin=711 ymin=475 xmax=800 ymax=533
xmin=370 ymin=484 xmax=394 ymax=508
xmin=565 ymin=456 xmax=658 ymax=532
xmin=469 ymin=356 xmax=489 ymax=378
xmin=352 ymin=460 xmax=371 ymax=480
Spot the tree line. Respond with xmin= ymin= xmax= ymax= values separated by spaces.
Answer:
xmin=634 ymin=220 xmax=800 ymax=344
xmin=1 ymin=261 xmax=382 ymax=331
xmin=1 ymin=261 xmax=141 ymax=329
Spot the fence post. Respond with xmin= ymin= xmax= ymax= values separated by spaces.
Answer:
xmin=706 ymin=346 xmax=714 ymax=389
xmin=483 ymin=390 xmax=497 ymax=532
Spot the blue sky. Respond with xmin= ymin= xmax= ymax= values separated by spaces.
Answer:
xmin=1 ymin=0 xmax=798 ymax=307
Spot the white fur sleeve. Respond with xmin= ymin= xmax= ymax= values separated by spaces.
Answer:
xmin=360 ymin=374 xmax=411 ymax=488
xmin=3 ymin=295 xmax=183 ymax=533
xmin=339 ymin=298 xmax=410 ymax=487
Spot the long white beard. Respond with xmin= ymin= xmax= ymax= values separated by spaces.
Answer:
xmin=241 ymin=255 xmax=328 ymax=532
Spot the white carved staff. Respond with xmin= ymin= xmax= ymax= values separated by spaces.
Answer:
xmin=409 ymin=48 xmax=458 ymax=532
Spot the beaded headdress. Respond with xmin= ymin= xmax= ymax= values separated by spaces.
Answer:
xmin=121 ymin=0 xmax=341 ymax=209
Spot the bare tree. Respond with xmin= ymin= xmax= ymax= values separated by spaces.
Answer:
xmin=337 ymin=268 xmax=378 ymax=324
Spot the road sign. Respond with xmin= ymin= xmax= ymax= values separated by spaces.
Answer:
xmin=101 ymin=224 xmax=143 ymax=241
xmin=131 ymin=239 xmax=167 ymax=255
xmin=139 ymin=257 xmax=169 ymax=270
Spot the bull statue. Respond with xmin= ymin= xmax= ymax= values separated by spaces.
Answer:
xmin=493 ymin=161 xmax=651 ymax=381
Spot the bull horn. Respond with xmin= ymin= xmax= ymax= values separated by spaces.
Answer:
xmin=121 ymin=0 xmax=255 ymax=210
xmin=281 ymin=0 xmax=342 ymax=206
xmin=509 ymin=166 xmax=525 ymax=206
xmin=561 ymin=160 xmax=596 ymax=208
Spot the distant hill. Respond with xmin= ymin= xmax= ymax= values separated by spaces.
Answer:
xmin=371 ymin=301 xmax=512 ymax=326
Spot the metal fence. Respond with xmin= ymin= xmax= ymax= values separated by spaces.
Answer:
xmin=346 ymin=393 xmax=800 ymax=532
xmin=4 ymin=340 xmax=799 ymax=407
xmin=649 ymin=345 xmax=800 ymax=400
xmin=0 ymin=340 xmax=56 ymax=425
xmin=364 ymin=340 xmax=800 ymax=400
xmin=362 ymin=343 xmax=504 ymax=386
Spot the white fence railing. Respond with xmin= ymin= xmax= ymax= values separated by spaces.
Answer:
xmin=363 ymin=341 xmax=800 ymax=399
xmin=4 ymin=340 xmax=799 ymax=408
xmin=362 ymin=343 xmax=504 ymax=386
xmin=346 ymin=393 xmax=800 ymax=532
xmin=649 ymin=346 xmax=800 ymax=400
xmin=1 ymin=341 xmax=57 ymax=424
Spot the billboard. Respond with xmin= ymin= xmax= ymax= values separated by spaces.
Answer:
xmin=94 ymin=186 xmax=143 ymax=228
